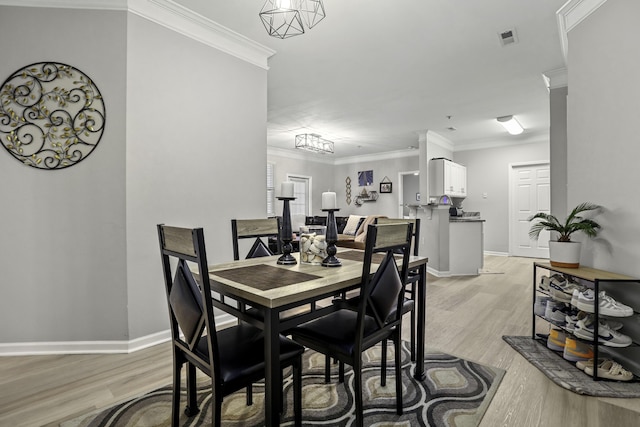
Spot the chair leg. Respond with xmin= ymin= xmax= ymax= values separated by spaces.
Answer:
xmin=338 ymin=361 xmax=345 ymax=383
xmin=394 ymin=332 xmax=404 ymax=415
xmin=171 ymin=357 xmax=182 ymax=426
xmin=184 ymin=362 xmax=200 ymax=417
xmin=410 ymin=307 xmax=416 ymax=362
xmin=381 ymin=339 xmax=387 ymax=387
xmin=353 ymin=358 xmax=364 ymax=427
xmin=293 ymin=357 xmax=302 ymax=427
xmin=325 ymin=354 xmax=331 ymax=383
xmin=246 ymin=385 xmax=253 ymax=405
xmin=212 ymin=385 xmax=223 ymax=427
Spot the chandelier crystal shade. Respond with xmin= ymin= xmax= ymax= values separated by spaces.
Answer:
xmin=259 ymin=0 xmax=325 ymax=39
xmin=295 ymin=133 xmax=334 ymax=154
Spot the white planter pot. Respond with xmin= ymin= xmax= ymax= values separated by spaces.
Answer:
xmin=548 ymin=241 xmax=582 ymax=268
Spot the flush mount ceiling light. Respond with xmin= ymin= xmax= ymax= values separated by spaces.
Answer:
xmin=295 ymin=133 xmax=334 ymax=154
xmin=259 ymin=0 xmax=325 ymax=39
xmin=497 ymin=115 xmax=524 ymax=135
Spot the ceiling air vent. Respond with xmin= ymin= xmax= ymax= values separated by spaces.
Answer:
xmin=498 ymin=28 xmax=518 ymax=46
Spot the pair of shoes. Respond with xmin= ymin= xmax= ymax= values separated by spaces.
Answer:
xmin=576 ymin=290 xmax=634 ymax=317
xmin=584 ymin=360 xmax=635 ymax=381
xmin=565 ymin=310 xmax=588 ymax=333
xmin=576 ymin=358 xmax=607 ymax=371
xmin=547 ymin=327 xmax=566 ymax=351
xmin=563 ymin=336 xmax=594 ymax=362
xmin=545 ymin=301 xmax=571 ymax=326
xmin=534 ymin=295 xmax=551 ymax=317
xmin=549 ymin=276 xmax=585 ymax=303
xmin=540 ymin=274 xmax=564 ymax=292
xmin=574 ymin=314 xmax=633 ymax=347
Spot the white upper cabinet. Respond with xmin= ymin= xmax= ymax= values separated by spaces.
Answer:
xmin=429 ymin=158 xmax=467 ymax=198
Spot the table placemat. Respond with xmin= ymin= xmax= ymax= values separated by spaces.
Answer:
xmin=337 ymin=250 xmax=389 ymax=264
xmin=212 ymin=264 xmax=321 ymax=291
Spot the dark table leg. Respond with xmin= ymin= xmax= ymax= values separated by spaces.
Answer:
xmin=414 ymin=263 xmax=427 ymax=380
xmin=264 ymin=308 xmax=281 ymax=426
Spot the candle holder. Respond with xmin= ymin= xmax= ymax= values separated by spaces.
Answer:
xmin=277 ymin=196 xmax=297 ymax=265
xmin=321 ymin=208 xmax=341 ymax=267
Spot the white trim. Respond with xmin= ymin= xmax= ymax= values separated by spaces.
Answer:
xmin=0 ymin=0 xmax=275 ymax=70
xmin=268 ymin=146 xmax=335 ymax=165
xmin=426 ymin=130 xmax=454 ymax=152
xmin=454 ymin=132 xmax=549 ymax=152
xmin=484 ymin=251 xmax=509 ymax=257
xmin=557 ymin=0 xmax=609 ymax=63
xmin=0 ymin=314 xmax=237 ymax=356
xmin=543 ymin=68 xmax=568 ymax=90
xmin=333 ymin=148 xmax=418 ymax=166
xmin=426 ymin=266 xmax=450 ymax=278
xmin=397 ymin=170 xmax=420 ymax=218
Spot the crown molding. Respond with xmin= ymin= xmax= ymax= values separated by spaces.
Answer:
xmin=557 ymin=0 xmax=609 ymax=63
xmin=543 ymin=68 xmax=568 ymax=89
xmin=267 ymin=146 xmax=335 ymax=165
xmin=0 ymin=0 xmax=275 ymax=70
xmin=333 ymin=148 xmax=418 ymax=166
xmin=426 ymin=130 xmax=454 ymax=152
xmin=454 ymin=132 xmax=548 ymax=152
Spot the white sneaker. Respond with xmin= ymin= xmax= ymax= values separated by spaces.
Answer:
xmin=577 ymin=290 xmax=634 ymax=317
xmin=565 ymin=311 xmax=588 ymax=333
xmin=545 ymin=302 xmax=569 ymax=325
xmin=584 ymin=360 xmax=634 ymax=381
xmin=574 ymin=315 xmax=633 ymax=347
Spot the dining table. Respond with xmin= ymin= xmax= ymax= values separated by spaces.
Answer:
xmin=206 ymin=249 xmax=428 ymax=427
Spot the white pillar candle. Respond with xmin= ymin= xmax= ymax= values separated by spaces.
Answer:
xmin=281 ymin=181 xmax=294 ymax=198
xmin=322 ymin=191 xmax=337 ymax=210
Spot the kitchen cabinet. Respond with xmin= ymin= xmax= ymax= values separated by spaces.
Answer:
xmin=449 ymin=219 xmax=484 ymax=275
xmin=429 ymin=158 xmax=467 ymax=197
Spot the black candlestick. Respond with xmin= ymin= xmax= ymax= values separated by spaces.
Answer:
xmin=321 ymin=208 xmax=341 ymax=267
xmin=277 ymin=196 xmax=297 ymax=265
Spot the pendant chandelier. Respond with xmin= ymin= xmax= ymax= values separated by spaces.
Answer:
xmin=259 ymin=0 xmax=326 ymax=39
xmin=295 ymin=134 xmax=334 ymax=154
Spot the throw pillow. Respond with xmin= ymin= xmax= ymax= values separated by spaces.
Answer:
xmin=342 ymin=215 xmax=364 ymax=236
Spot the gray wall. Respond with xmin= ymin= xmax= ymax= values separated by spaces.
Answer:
xmin=453 ymin=141 xmax=549 ymax=254
xmin=0 ymin=6 xmax=268 ymax=344
xmin=0 ymin=7 xmax=128 ymax=342
xmin=333 ymin=155 xmax=419 ymax=217
xmin=549 ymin=85 xmax=568 ymax=220
xmin=567 ymin=0 xmax=640 ymax=276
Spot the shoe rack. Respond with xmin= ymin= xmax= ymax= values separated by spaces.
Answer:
xmin=532 ymin=262 xmax=640 ymax=381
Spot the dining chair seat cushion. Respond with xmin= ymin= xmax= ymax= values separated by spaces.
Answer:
xmin=194 ymin=324 xmax=304 ymax=392
xmin=291 ymin=310 xmax=393 ymax=357
xmin=333 ymin=295 xmax=414 ymax=318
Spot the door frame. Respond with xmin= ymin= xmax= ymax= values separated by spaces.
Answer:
xmin=397 ymin=170 xmax=420 ymax=218
xmin=508 ymin=160 xmax=550 ymax=257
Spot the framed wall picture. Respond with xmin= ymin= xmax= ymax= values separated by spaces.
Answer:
xmin=380 ymin=182 xmax=392 ymax=193
xmin=358 ymin=170 xmax=373 ymax=186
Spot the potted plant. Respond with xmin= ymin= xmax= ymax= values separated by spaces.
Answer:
xmin=528 ymin=202 xmax=602 ymax=268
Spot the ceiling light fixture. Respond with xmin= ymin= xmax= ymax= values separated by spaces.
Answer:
xmin=497 ymin=115 xmax=524 ymax=135
xmin=259 ymin=0 xmax=325 ymax=39
xmin=295 ymin=133 xmax=334 ymax=154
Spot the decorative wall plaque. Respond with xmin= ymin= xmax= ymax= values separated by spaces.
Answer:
xmin=0 ymin=62 xmax=105 ymax=170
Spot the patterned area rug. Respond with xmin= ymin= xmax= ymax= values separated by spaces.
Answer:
xmin=503 ymin=336 xmax=640 ymax=397
xmin=61 ymin=342 xmax=503 ymax=427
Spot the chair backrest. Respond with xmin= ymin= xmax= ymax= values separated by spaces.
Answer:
xmin=231 ymin=218 xmax=281 ymax=260
xmin=357 ymin=223 xmax=412 ymax=337
xmin=375 ymin=217 xmax=421 ymax=256
xmin=157 ymin=225 xmax=220 ymax=378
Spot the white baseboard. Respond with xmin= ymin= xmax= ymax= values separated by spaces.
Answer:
xmin=484 ymin=251 xmax=509 ymax=257
xmin=427 ymin=266 xmax=450 ymax=277
xmin=0 ymin=313 xmax=237 ymax=356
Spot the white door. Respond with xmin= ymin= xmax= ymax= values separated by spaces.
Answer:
xmin=510 ymin=162 xmax=550 ymax=258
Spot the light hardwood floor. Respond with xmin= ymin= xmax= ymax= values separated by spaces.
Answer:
xmin=1 ymin=256 xmax=639 ymax=427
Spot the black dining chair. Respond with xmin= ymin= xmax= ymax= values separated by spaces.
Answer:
xmin=289 ymin=222 xmax=413 ymax=427
xmin=231 ymin=218 xmax=282 ymax=260
xmin=157 ymin=224 xmax=304 ymax=427
xmin=376 ymin=217 xmax=421 ymax=361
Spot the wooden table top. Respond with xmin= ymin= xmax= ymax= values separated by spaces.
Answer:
xmin=207 ymin=250 xmax=427 ymax=309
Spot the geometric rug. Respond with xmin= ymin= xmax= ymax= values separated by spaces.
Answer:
xmin=60 ymin=341 xmax=504 ymax=427
xmin=503 ymin=336 xmax=640 ymax=398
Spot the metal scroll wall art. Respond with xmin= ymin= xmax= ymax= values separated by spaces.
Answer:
xmin=0 ymin=62 xmax=106 ymax=170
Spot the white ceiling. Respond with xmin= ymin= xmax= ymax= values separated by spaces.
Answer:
xmin=174 ymin=0 xmax=568 ymax=158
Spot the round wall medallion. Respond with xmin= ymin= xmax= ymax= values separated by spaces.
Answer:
xmin=0 ymin=62 xmax=105 ymax=170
